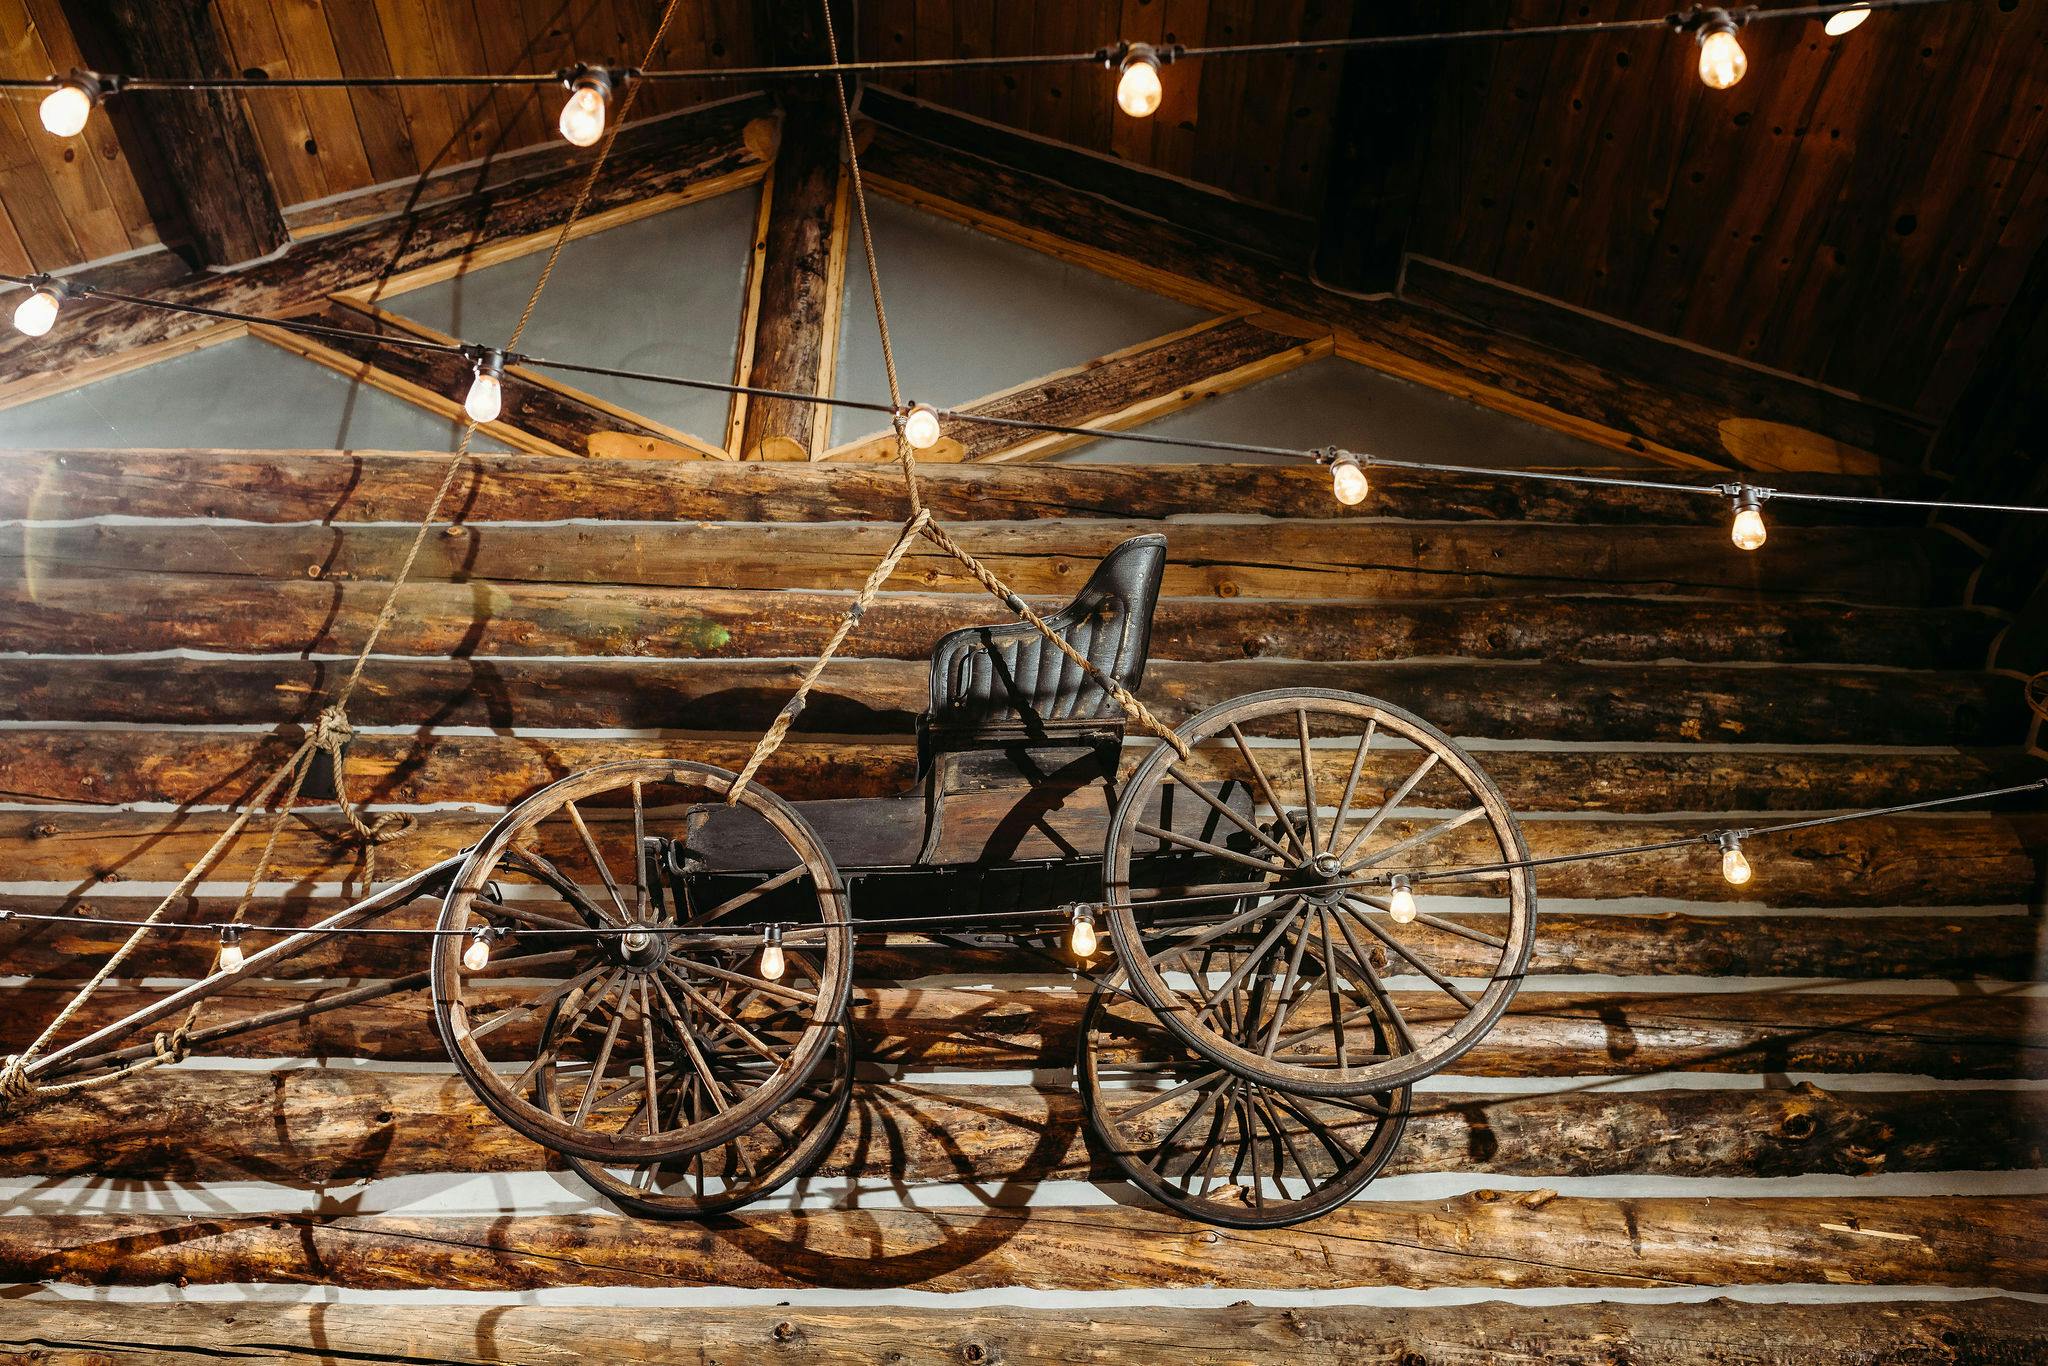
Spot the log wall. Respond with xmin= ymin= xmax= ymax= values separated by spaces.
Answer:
xmin=0 ymin=451 xmax=2041 ymax=1360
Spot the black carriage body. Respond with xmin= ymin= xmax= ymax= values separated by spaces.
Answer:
xmin=666 ymin=533 xmax=1250 ymax=929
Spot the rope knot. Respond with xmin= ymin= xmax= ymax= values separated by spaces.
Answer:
xmin=150 ymin=1031 xmax=189 ymax=1066
xmin=312 ymin=705 xmax=354 ymax=752
xmin=0 ymin=1056 xmax=38 ymax=1114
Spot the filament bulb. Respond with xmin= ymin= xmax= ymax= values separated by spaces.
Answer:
xmin=1729 ymin=489 xmax=1768 ymax=551
xmin=1387 ymin=877 xmax=1418 ymax=925
xmin=901 ymin=403 xmax=943 ymax=450
xmin=39 ymin=80 xmax=94 ymax=137
xmin=1696 ymin=17 xmax=1748 ymax=89
xmin=1329 ymin=452 xmax=1369 ymax=506
xmin=1719 ymin=834 xmax=1753 ymax=886
xmin=464 ymin=352 xmax=505 ymax=424
xmin=217 ymin=927 xmax=245 ymax=974
xmin=758 ymin=926 xmax=786 ymax=982
xmin=462 ymin=926 xmax=493 ymax=972
xmin=1824 ymin=3 xmax=1871 ymax=35
xmin=558 ymin=74 xmax=611 ymax=148
xmin=1069 ymin=905 xmax=1099 ymax=958
xmin=1116 ymin=47 xmax=1165 ymax=118
xmin=12 ymin=286 xmax=60 ymax=337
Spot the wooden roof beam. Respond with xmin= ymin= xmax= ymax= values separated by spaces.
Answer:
xmin=59 ymin=0 xmax=287 ymax=268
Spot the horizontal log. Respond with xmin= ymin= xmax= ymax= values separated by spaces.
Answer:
xmin=1 ymin=804 xmax=2037 ymax=905
xmin=0 ymin=577 xmax=2001 ymax=668
xmin=3 ymin=729 xmax=2035 ymax=816
xmin=11 ymin=984 xmax=2039 ymax=1077
xmin=9 ymin=1068 xmax=2041 ymax=1186
xmin=4 ymin=1194 xmax=2041 ymax=1291
xmin=0 ymin=451 xmax=1916 ymax=527
xmin=0 ymin=657 xmax=2027 ymax=747
xmin=4 ymin=894 xmax=2028 ymax=982
xmin=5 ymin=1298 xmax=2041 ymax=1365
xmin=0 ymin=519 xmax=1972 ymax=604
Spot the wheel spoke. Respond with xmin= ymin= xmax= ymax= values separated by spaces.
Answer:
xmin=682 ymin=864 xmax=808 ymax=929
xmin=1143 ymin=892 xmax=1297 ymax=963
xmin=466 ymin=963 xmax=609 ymax=1041
xmin=502 ymin=847 xmax=617 ymax=930
xmin=1347 ymin=805 xmax=1488 ymax=873
xmin=511 ymin=970 xmax=622 ymax=1090
xmin=637 ymin=978 xmax=662 ymax=1136
xmin=1134 ymin=821 xmax=1292 ymax=875
xmin=1163 ymin=766 xmax=1295 ymax=862
xmin=686 ymin=958 xmax=822 ymax=1007
xmin=1414 ymin=911 xmax=1508 ymax=950
xmin=1193 ymin=899 xmax=1303 ymax=1019
xmin=1342 ymin=898 xmax=1477 ymax=1009
xmin=1295 ymin=708 xmax=1321 ymax=858
xmin=651 ymin=973 xmax=732 ymax=1115
xmin=1258 ymin=911 xmax=1317 ymax=1058
xmin=573 ymin=1000 xmax=629 ymax=1126
xmin=1334 ymin=753 xmax=1439 ymax=864
xmin=1324 ymin=720 xmax=1377 ymax=859
xmin=1227 ymin=722 xmax=1310 ymax=856
xmin=631 ymin=779 xmax=650 ymax=924
xmin=662 ymin=968 xmax=788 ymax=1066
xmin=562 ymin=801 xmax=631 ymax=926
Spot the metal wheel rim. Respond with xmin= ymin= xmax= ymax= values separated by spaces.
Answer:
xmin=1103 ymin=688 xmax=1536 ymax=1096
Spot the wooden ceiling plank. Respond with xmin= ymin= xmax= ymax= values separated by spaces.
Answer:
xmin=209 ymin=0 xmax=337 ymax=207
xmin=16 ymin=0 xmax=157 ymax=246
xmin=258 ymin=0 xmax=381 ymax=193
xmin=0 ymin=0 xmax=135 ymax=263
xmin=317 ymin=0 xmax=419 ymax=184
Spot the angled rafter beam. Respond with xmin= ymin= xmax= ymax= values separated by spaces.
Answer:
xmin=821 ymin=313 xmax=1331 ymax=463
xmin=852 ymin=104 xmax=1929 ymax=476
xmin=0 ymin=92 xmax=774 ymax=402
xmin=59 ymin=0 xmax=287 ymax=267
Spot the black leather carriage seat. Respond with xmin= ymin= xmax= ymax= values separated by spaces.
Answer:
xmin=920 ymin=532 xmax=1167 ymax=758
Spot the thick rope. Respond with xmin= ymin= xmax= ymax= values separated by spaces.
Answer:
xmin=726 ymin=508 xmax=933 ymax=800
xmin=1 ymin=2 xmax=682 ymax=1115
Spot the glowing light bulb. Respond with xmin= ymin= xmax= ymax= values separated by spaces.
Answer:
xmin=1824 ymin=3 xmax=1871 ymax=36
xmin=217 ymin=928 xmax=245 ymax=974
xmin=39 ymin=81 xmax=93 ymax=137
xmin=1729 ymin=489 xmax=1768 ymax=551
xmin=558 ymin=78 xmax=610 ymax=147
xmin=1069 ymin=905 xmax=1099 ymax=958
xmin=1329 ymin=453 xmax=1369 ymax=506
xmin=462 ymin=926 xmax=493 ymax=972
xmin=12 ymin=286 xmax=60 ymax=337
xmin=1387 ymin=877 xmax=1418 ymax=925
xmin=901 ymin=403 xmax=942 ymax=450
xmin=1719 ymin=833 xmax=1753 ymax=886
xmin=464 ymin=352 xmax=505 ymax=424
xmin=1116 ymin=48 xmax=1164 ymax=118
xmin=1696 ymin=20 xmax=1748 ymax=90
xmin=758 ymin=926 xmax=786 ymax=982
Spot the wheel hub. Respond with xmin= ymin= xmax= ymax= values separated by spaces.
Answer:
xmin=614 ymin=925 xmax=669 ymax=970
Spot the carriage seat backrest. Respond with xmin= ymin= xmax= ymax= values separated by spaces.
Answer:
xmin=923 ymin=533 xmax=1166 ymax=743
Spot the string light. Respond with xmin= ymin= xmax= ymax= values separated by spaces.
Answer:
xmin=11 ymin=279 xmax=63 ymax=337
xmin=38 ymin=72 xmax=106 ymax=138
xmin=463 ymin=349 xmax=506 ymax=424
xmin=216 ymin=927 xmax=245 ymax=974
xmin=1729 ymin=486 xmax=1769 ymax=551
xmin=1321 ymin=448 xmax=1371 ymax=506
xmin=461 ymin=924 xmax=497 ymax=972
xmin=1111 ymin=43 xmax=1171 ymax=119
xmin=1386 ymin=875 xmax=1418 ymax=925
xmin=556 ymin=66 xmax=614 ymax=147
xmin=1718 ymin=832 xmax=1754 ymax=886
xmin=1824 ymin=2 xmax=1873 ymax=33
xmin=1691 ymin=8 xmax=1749 ymax=89
xmin=1069 ymin=904 xmax=1100 ymax=958
xmin=757 ymin=924 xmax=786 ymax=981
xmin=900 ymin=403 xmax=943 ymax=450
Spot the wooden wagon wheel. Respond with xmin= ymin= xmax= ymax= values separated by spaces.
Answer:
xmin=545 ymin=981 xmax=855 ymax=1218
xmin=1079 ymin=972 xmax=1409 ymax=1228
xmin=1102 ymin=688 xmax=1537 ymax=1096
xmin=432 ymin=759 xmax=852 ymax=1164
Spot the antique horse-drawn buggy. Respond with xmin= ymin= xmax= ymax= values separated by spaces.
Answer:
xmin=18 ymin=533 xmax=1537 ymax=1228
